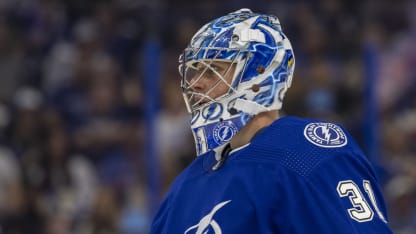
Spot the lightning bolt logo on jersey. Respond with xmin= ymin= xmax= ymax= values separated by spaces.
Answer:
xmin=184 ymin=200 xmax=231 ymax=234
xmin=304 ymin=122 xmax=347 ymax=148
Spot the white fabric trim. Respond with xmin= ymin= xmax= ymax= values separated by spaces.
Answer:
xmin=239 ymin=29 xmax=265 ymax=43
xmin=233 ymin=98 xmax=269 ymax=115
xmin=230 ymin=143 xmax=250 ymax=154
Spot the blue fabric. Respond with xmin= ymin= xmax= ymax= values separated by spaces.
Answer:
xmin=151 ymin=116 xmax=392 ymax=233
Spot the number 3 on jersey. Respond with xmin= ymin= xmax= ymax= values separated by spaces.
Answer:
xmin=337 ymin=180 xmax=387 ymax=223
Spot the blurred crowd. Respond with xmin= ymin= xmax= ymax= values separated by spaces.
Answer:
xmin=0 ymin=0 xmax=415 ymax=233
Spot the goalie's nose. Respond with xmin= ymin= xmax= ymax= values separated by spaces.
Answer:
xmin=189 ymin=75 xmax=207 ymax=93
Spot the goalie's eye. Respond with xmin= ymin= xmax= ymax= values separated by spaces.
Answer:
xmin=210 ymin=65 xmax=225 ymax=75
xmin=210 ymin=63 xmax=229 ymax=74
xmin=210 ymin=64 xmax=220 ymax=71
xmin=188 ymin=63 xmax=220 ymax=80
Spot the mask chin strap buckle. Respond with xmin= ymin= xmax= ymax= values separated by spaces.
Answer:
xmin=232 ymin=98 xmax=270 ymax=116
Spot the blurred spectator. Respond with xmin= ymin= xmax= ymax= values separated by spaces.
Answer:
xmin=0 ymin=146 xmax=21 ymax=214
xmin=156 ymin=77 xmax=193 ymax=190
xmin=119 ymin=185 xmax=150 ymax=234
xmin=385 ymin=175 xmax=416 ymax=234
xmin=81 ymin=186 xmax=120 ymax=234
xmin=0 ymin=19 xmax=24 ymax=103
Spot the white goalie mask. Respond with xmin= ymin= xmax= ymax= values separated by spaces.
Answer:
xmin=179 ymin=8 xmax=295 ymax=155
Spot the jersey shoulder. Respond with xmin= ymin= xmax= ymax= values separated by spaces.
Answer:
xmin=246 ymin=116 xmax=371 ymax=178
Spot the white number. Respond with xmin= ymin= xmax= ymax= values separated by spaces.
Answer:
xmin=337 ymin=180 xmax=374 ymax=222
xmin=337 ymin=180 xmax=387 ymax=223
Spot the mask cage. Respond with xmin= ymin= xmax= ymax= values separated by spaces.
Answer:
xmin=179 ymin=47 xmax=251 ymax=113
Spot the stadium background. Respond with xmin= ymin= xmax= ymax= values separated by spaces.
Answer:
xmin=0 ymin=0 xmax=415 ymax=233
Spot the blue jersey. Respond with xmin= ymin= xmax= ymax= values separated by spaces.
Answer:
xmin=151 ymin=116 xmax=392 ymax=233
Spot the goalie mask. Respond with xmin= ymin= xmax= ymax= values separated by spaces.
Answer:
xmin=179 ymin=8 xmax=295 ymax=155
